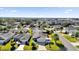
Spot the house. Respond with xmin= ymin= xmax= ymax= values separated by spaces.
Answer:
xmin=62 ymin=25 xmax=78 ymax=36
xmin=53 ymin=25 xmax=62 ymax=31
xmin=14 ymin=33 xmax=31 ymax=44
xmin=19 ymin=33 xmax=31 ymax=44
xmin=36 ymin=38 xmax=50 ymax=45
xmin=0 ymin=32 xmax=14 ymax=45
xmin=14 ymin=34 xmax=24 ymax=41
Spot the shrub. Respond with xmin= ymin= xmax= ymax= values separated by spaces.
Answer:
xmin=32 ymin=46 xmax=37 ymax=50
xmin=75 ymin=32 xmax=79 ymax=37
xmin=64 ymin=31 xmax=68 ymax=34
xmin=11 ymin=46 xmax=16 ymax=51
xmin=54 ymin=34 xmax=59 ymax=40
xmin=25 ymin=41 xmax=29 ymax=45
xmin=45 ymin=42 xmax=54 ymax=46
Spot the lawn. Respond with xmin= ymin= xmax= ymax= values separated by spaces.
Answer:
xmin=28 ymin=28 xmax=33 ymax=36
xmin=45 ymin=44 xmax=60 ymax=51
xmin=0 ymin=39 xmax=19 ymax=51
xmin=0 ymin=45 xmax=2 ymax=50
xmin=45 ymin=33 xmax=65 ymax=51
xmin=48 ymin=33 xmax=55 ymax=44
xmin=23 ymin=42 xmax=39 ymax=50
xmin=56 ymin=40 xmax=63 ymax=45
xmin=23 ymin=37 xmax=39 ymax=50
xmin=75 ymin=45 xmax=79 ymax=49
xmin=23 ymin=45 xmax=32 ymax=50
xmin=56 ymin=40 xmax=65 ymax=48
xmin=63 ymin=34 xmax=77 ymax=42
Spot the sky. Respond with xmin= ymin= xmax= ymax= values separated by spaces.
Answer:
xmin=0 ymin=7 xmax=79 ymax=18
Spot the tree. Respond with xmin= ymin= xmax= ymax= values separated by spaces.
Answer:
xmin=75 ymin=32 xmax=79 ymax=37
xmin=11 ymin=39 xmax=16 ymax=51
xmin=63 ymin=23 xmax=71 ymax=27
xmin=0 ymin=26 xmax=2 ymax=31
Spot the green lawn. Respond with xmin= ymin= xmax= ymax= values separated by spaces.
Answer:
xmin=23 ymin=45 xmax=32 ymax=50
xmin=48 ymin=33 xmax=56 ymax=44
xmin=23 ymin=42 xmax=39 ymax=50
xmin=23 ymin=37 xmax=39 ymax=50
xmin=45 ymin=33 xmax=65 ymax=51
xmin=0 ymin=45 xmax=2 ymax=50
xmin=75 ymin=45 xmax=79 ymax=48
xmin=28 ymin=28 xmax=33 ymax=36
xmin=56 ymin=40 xmax=63 ymax=45
xmin=45 ymin=44 xmax=60 ymax=51
xmin=0 ymin=40 xmax=19 ymax=51
xmin=23 ymin=28 xmax=39 ymax=50
xmin=63 ymin=34 xmax=77 ymax=42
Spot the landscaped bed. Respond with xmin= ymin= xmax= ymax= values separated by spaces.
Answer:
xmin=63 ymin=34 xmax=77 ymax=42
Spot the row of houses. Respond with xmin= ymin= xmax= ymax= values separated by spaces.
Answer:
xmin=0 ymin=32 xmax=31 ymax=45
xmin=0 ymin=32 xmax=14 ymax=44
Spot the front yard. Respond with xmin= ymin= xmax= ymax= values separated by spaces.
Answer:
xmin=45 ymin=33 xmax=66 ymax=51
xmin=23 ymin=40 xmax=39 ymax=50
xmin=0 ymin=39 xmax=19 ymax=51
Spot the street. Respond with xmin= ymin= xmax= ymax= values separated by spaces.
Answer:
xmin=55 ymin=32 xmax=78 ymax=51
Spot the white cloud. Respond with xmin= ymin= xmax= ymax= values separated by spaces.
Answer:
xmin=64 ymin=9 xmax=72 ymax=14
xmin=66 ymin=9 xmax=72 ymax=12
xmin=11 ymin=10 xmax=17 ymax=13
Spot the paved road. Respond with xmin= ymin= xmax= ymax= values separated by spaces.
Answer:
xmin=55 ymin=32 xmax=78 ymax=51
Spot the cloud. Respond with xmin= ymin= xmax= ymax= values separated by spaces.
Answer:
xmin=66 ymin=9 xmax=72 ymax=12
xmin=11 ymin=10 xmax=17 ymax=13
xmin=64 ymin=9 xmax=72 ymax=14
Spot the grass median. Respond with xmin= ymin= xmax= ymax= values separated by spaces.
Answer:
xmin=63 ymin=34 xmax=77 ymax=42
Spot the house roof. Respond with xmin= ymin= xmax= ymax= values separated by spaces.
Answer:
xmin=37 ymin=38 xmax=50 ymax=42
xmin=19 ymin=33 xmax=31 ymax=42
xmin=14 ymin=34 xmax=24 ymax=39
xmin=0 ymin=32 xmax=14 ymax=40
